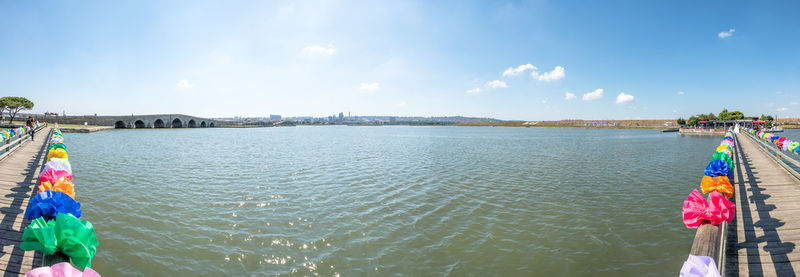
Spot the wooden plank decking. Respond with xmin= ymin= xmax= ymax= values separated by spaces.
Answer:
xmin=727 ymin=133 xmax=800 ymax=276
xmin=0 ymin=128 xmax=51 ymax=276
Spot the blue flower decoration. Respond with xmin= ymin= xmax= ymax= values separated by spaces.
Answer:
xmin=25 ymin=190 xmax=82 ymax=221
xmin=704 ymin=159 xmax=731 ymax=178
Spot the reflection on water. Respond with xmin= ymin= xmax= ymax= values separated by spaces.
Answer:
xmin=67 ymin=126 xmax=720 ymax=276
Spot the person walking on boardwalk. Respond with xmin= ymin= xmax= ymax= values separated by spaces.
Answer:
xmin=25 ymin=116 xmax=35 ymax=141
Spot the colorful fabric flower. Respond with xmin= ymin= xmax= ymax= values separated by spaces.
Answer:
xmin=49 ymin=158 xmax=72 ymax=172
xmin=683 ymin=189 xmax=735 ymax=228
xmin=25 ymin=191 xmax=82 ymax=221
xmin=48 ymin=143 xmax=67 ymax=153
xmin=20 ymin=213 xmax=98 ymax=269
xmin=39 ymin=169 xmax=73 ymax=187
xmin=680 ymin=255 xmax=721 ymax=277
xmin=700 ymin=176 xmax=734 ymax=198
xmin=711 ymin=152 xmax=735 ymax=170
xmin=43 ymin=161 xmax=71 ymax=174
xmin=703 ymin=160 xmax=731 ymax=178
xmin=25 ymin=262 xmax=101 ymax=277
xmin=39 ymin=177 xmax=76 ymax=199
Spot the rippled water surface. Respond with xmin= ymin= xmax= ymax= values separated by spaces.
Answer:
xmin=65 ymin=126 xmax=721 ymax=276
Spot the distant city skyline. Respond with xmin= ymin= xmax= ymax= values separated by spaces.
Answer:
xmin=1 ymin=1 xmax=799 ymax=120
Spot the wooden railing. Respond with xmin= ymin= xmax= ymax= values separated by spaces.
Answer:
xmin=0 ymin=125 xmax=48 ymax=161
xmin=686 ymin=133 xmax=738 ymax=275
xmin=743 ymin=131 xmax=800 ymax=181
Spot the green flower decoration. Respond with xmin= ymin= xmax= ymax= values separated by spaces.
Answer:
xmin=48 ymin=143 xmax=68 ymax=153
xmin=21 ymin=213 xmax=99 ymax=269
xmin=712 ymin=152 xmax=735 ymax=171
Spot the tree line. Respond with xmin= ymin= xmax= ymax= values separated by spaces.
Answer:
xmin=0 ymin=96 xmax=34 ymax=123
xmin=676 ymin=109 xmax=774 ymax=126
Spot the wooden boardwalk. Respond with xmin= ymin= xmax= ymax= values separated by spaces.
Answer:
xmin=726 ymin=132 xmax=800 ymax=276
xmin=0 ymin=128 xmax=51 ymax=276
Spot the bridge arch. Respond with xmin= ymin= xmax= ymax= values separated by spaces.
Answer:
xmin=154 ymin=119 xmax=165 ymax=128
xmin=209 ymin=122 xmax=215 ymax=127
xmin=134 ymin=120 xmax=145 ymax=128
xmin=172 ymin=118 xmax=183 ymax=128
xmin=188 ymin=119 xmax=196 ymax=128
xmin=200 ymin=121 xmax=206 ymax=127
xmin=114 ymin=121 xmax=127 ymax=128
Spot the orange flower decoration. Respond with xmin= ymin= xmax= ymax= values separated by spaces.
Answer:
xmin=700 ymin=175 xmax=733 ymax=198
xmin=38 ymin=176 xmax=75 ymax=199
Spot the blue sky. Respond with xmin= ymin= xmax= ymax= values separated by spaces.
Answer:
xmin=1 ymin=1 xmax=799 ymax=120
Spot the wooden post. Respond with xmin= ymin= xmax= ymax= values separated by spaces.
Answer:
xmin=689 ymin=223 xmax=721 ymax=258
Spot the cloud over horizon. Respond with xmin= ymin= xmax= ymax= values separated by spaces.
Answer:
xmin=177 ymin=79 xmax=196 ymax=89
xmin=615 ymin=92 xmax=634 ymax=104
xmin=582 ymin=88 xmax=604 ymax=101
xmin=565 ymin=92 xmax=576 ymax=100
xmin=487 ymin=80 xmax=507 ymax=88
xmin=531 ymin=66 xmax=565 ymax=81
xmin=502 ymin=64 xmax=536 ymax=77
xmin=301 ymin=44 xmax=336 ymax=57
xmin=359 ymin=82 xmax=380 ymax=91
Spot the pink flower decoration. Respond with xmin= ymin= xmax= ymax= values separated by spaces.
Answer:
xmin=682 ymin=189 xmax=735 ymax=228
xmin=25 ymin=262 xmax=100 ymax=277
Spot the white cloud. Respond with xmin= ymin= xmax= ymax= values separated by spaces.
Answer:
xmin=792 ymin=102 xmax=799 ymax=105
xmin=565 ymin=92 xmax=576 ymax=100
xmin=487 ymin=80 xmax=507 ymax=88
xmin=678 ymin=91 xmax=685 ymax=95
xmin=397 ymin=102 xmax=407 ymax=107
xmin=615 ymin=92 xmax=635 ymax=104
xmin=502 ymin=64 xmax=537 ymax=77
xmin=718 ymin=29 xmax=735 ymax=39
xmin=359 ymin=82 xmax=380 ymax=91
xmin=301 ymin=44 xmax=335 ymax=57
xmin=177 ymin=79 xmax=196 ymax=89
xmin=582 ymin=88 xmax=604 ymax=101
xmin=673 ymin=109 xmax=678 ymax=113
xmin=466 ymin=87 xmax=481 ymax=94
xmin=531 ymin=66 xmax=565 ymax=81
xmin=540 ymin=99 xmax=548 ymax=104
xmin=777 ymin=107 xmax=788 ymax=112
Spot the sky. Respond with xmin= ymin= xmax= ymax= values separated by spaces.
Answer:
xmin=1 ymin=0 xmax=799 ymax=120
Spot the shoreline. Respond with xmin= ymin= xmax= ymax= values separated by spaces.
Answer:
xmin=60 ymin=126 xmax=114 ymax=133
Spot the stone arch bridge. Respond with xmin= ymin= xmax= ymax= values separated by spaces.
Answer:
xmin=40 ymin=114 xmax=217 ymax=128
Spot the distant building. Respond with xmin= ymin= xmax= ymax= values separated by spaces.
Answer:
xmin=270 ymin=114 xmax=281 ymax=121
xmin=338 ymin=112 xmax=344 ymax=122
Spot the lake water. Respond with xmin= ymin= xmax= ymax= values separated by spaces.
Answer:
xmin=65 ymin=126 xmax=723 ymax=276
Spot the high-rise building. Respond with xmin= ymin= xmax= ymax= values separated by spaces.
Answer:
xmin=338 ymin=112 xmax=344 ymax=121
xmin=270 ymin=114 xmax=281 ymax=121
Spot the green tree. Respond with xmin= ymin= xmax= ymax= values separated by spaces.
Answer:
xmin=718 ymin=109 xmax=729 ymax=120
xmin=0 ymin=96 xmax=34 ymax=123
xmin=760 ymin=114 xmax=774 ymax=121
xmin=707 ymin=113 xmax=717 ymax=120
xmin=688 ymin=116 xmax=699 ymax=126
xmin=677 ymin=117 xmax=686 ymax=125
xmin=727 ymin=111 xmax=744 ymax=120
